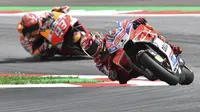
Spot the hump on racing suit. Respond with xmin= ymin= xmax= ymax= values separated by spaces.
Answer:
xmin=40 ymin=10 xmax=89 ymax=55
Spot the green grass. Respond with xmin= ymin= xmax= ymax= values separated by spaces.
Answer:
xmin=0 ymin=76 xmax=102 ymax=84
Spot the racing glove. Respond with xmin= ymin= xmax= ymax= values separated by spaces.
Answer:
xmin=38 ymin=41 xmax=49 ymax=53
xmin=108 ymin=70 xmax=118 ymax=81
xmin=52 ymin=6 xmax=70 ymax=14
xmin=132 ymin=17 xmax=147 ymax=29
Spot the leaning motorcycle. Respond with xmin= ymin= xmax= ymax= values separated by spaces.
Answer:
xmin=40 ymin=11 xmax=85 ymax=58
xmin=105 ymin=24 xmax=194 ymax=85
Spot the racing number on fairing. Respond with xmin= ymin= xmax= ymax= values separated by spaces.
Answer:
xmin=162 ymin=43 xmax=168 ymax=52
xmin=54 ymin=19 xmax=68 ymax=38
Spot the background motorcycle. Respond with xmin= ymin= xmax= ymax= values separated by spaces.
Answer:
xmin=39 ymin=11 xmax=86 ymax=59
xmin=105 ymin=24 xmax=194 ymax=85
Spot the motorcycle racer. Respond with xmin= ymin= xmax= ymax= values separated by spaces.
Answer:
xmin=16 ymin=5 xmax=88 ymax=60
xmin=80 ymin=17 xmax=183 ymax=84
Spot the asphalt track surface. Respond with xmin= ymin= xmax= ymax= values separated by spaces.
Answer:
xmin=0 ymin=0 xmax=200 ymax=111
xmin=0 ymin=15 xmax=199 ymax=112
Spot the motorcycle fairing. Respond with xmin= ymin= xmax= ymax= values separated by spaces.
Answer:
xmin=107 ymin=30 xmax=130 ymax=54
xmin=132 ymin=25 xmax=180 ymax=72
xmin=41 ymin=12 xmax=71 ymax=47
xmin=113 ymin=48 xmax=134 ymax=72
xmin=132 ymin=25 xmax=157 ymax=42
xmin=152 ymin=37 xmax=179 ymax=72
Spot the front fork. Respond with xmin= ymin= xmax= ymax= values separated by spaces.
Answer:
xmin=138 ymin=47 xmax=186 ymax=82
xmin=123 ymin=41 xmax=158 ymax=80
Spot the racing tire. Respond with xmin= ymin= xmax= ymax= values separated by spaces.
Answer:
xmin=138 ymin=52 xmax=179 ymax=85
xmin=179 ymin=66 xmax=194 ymax=85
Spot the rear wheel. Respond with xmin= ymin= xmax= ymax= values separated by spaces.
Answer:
xmin=179 ymin=66 xmax=194 ymax=85
xmin=138 ymin=52 xmax=179 ymax=85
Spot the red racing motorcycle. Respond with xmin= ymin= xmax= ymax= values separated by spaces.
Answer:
xmin=105 ymin=24 xmax=194 ymax=85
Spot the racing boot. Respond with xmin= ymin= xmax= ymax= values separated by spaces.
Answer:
xmin=108 ymin=70 xmax=132 ymax=84
xmin=117 ymin=73 xmax=132 ymax=84
xmin=159 ymin=35 xmax=182 ymax=55
xmin=166 ymin=42 xmax=182 ymax=55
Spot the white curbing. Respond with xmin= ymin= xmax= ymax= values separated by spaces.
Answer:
xmin=0 ymin=75 xmax=168 ymax=88
xmin=0 ymin=84 xmax=81 ymax=88
xmin=41 ymin=75 xmax=150 ymax=80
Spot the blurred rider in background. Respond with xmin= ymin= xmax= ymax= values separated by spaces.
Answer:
xmin=16 ymin=5 xmax=88 ymax=60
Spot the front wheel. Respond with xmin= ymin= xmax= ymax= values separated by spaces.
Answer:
xmin=138 ymin=52 xmax=179 ymax=85
xmin=179 ymin=66 xmax=194 ymax=85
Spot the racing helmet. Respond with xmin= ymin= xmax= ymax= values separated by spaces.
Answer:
xmin=81 ymin=32 xmax=104 ymax=58
xmin=21 ymin=13 xmax=41 ymax=35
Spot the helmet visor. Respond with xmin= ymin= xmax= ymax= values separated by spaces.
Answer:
xmin=24 ymin=22 xmax=40 ymax=33
xmin=85 ymin=41 xmax=99 ymax=57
